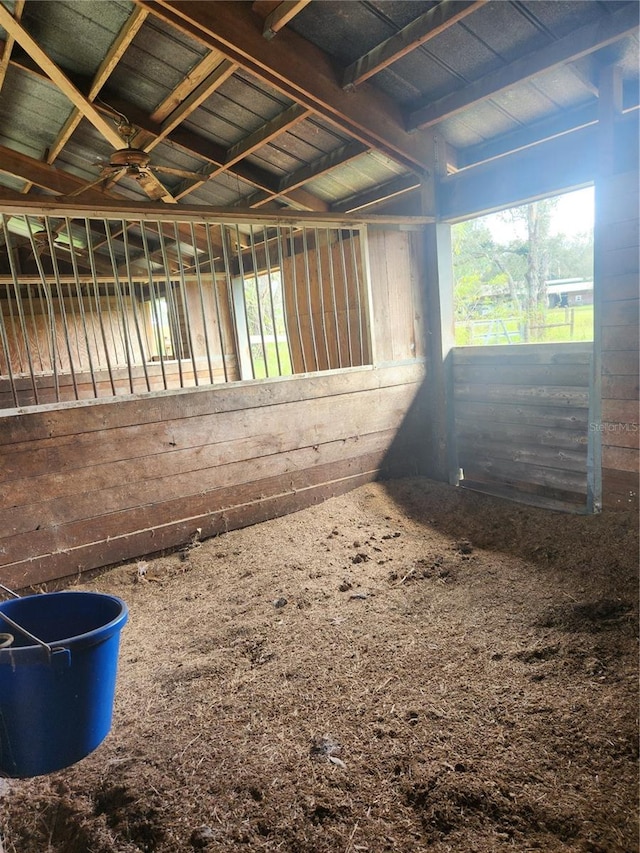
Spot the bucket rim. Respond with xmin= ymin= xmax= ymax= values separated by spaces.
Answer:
xmin=0 ymin=590 xmax=128 ymax=652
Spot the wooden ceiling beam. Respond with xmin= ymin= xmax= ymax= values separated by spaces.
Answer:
xmin=342 ymin=0 xmax=486 ymax=90
xmin=172 ymin=103 xmax=314 ymax=200
xmin=0 ymin=0 xmax=24 ymax=95
xmin=245 ymin=139 xmax=368 ymax=208
xmin=0 ymin=146 xmax=121 ymax=203
xmin=137 ymin=0 xmax=432 ymax=173
xmin=102 ymin=91 xmax=329 ymax=210
xmin=407 ymin=3 xmax=640 ymax=131
xmin=0 ymin=5 xmax=176 ymax=205
xmin=0 ymin=6 xmax=126 ymax=149
xmin=138 ymin=59 xmax=239 ymax=152
xmin=261 ymin=0 xmax=312 ymax=41
xmin=46 ymin=7 xmax=149 ymax=167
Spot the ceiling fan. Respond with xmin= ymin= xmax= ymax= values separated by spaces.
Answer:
xmin=3 ymin=216 xmax=85 ymax=258
xmin=67 ymin=112 xmax=206 ymax=198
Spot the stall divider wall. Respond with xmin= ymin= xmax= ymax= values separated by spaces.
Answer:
xmin=0 ymin=226 xmax=428 ymax=590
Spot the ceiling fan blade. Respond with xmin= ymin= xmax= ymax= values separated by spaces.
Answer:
xmin=150 ymin=165 xmax=205 ymax=180
xmin=65 ymin=168 xmax=125 ymax=198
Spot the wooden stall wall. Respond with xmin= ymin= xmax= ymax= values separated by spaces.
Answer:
xmin=597 ymin=169 xmax=639 ymax=510
xmin=0 ymin=227 xmax=427 ymax=590
xmin=282 ymin=232 xmax=371 ymax=373
xmin=0 ymin=277 xmax=239 ymax=407
xmin=452 ymin=342 xmax=592 ymax=511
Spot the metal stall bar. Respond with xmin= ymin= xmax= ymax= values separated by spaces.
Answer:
xmin=104 ymin=221 xmax=136 ymax=394
xmin=84 ymin=218 xmax=117 ymax=396
xmin=63 ymin=216 xmax=99 ymax=398
xmin=262 ymin=225 xmax=283 ymax=376
xmin=25 ymin=217 xmax=60 ymax=401
xmin=120 ymin=223 xmax=151 ymax=394
xmin=139 ymin=220 xmax=168 ymax=391
xmin=248 ymin=225 xmax=269 ymax=377
xmin=44 ymin=219 xmax=79 ymax=401
xmin=326 ymin=227 xmax=343 ymax=368
xmin=190 ymin=221 xmax=215 ymax=386
xmin=287 ymin=225 xmax=307 ymax=373
xmin=204 ymin=223 xmax=229 ymax=383
xmin=170 ymin=222 xmax=200 ymax=386
xmin=275 ymin=225 xmax=294 ymax=375
xmin=1 ymin=215 xmax=40 ymax=404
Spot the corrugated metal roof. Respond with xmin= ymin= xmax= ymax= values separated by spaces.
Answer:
xmin=0 ymin=0 xmax=637 ymax=215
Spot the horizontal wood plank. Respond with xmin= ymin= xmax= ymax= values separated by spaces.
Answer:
xmin=0 ymin=468 xmax=379 ymax=591
xmin=0 ymin=361 xmax=426 ymax=446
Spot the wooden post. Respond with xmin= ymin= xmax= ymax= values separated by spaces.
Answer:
xmin=589 ymin=65 xmax=623 ymax=512
xmin=420 ymin=134 xmax=457 ymax=483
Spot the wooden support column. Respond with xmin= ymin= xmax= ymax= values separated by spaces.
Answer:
xmin=593 ymin=65 xmax=639 ymax=510
xmin=421 ymin=135 xmax=456 ymax=483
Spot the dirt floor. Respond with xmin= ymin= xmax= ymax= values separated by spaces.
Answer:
xmin=1 ymin=477 xmax=638 ymax=853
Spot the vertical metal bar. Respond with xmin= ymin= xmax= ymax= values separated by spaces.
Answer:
xmin=347 ymin=229 xmax=365 ymax=365
xmin=337 ymin=228 xmax=354 ymax=366
xmin=301 ymin=228 xmax=319 ymax=371
xmin=104 ymin=220 xmax=136 ymax=394
xmin=275 ymin=225 xmax=293 ymax=374
xmin=263 ymin=226 xmax=282 ymax=376
xmin=139 ymin=221 xmax=168 ymax=390
xmin=84 ymin=217 xmax=117 ymax=396
xmin=3 ymin=273 xmax=22 ymax=373
xmin=191 ymin=221 xmax=214 ymax=385
xmin=204 ymin=223 xmax=229 ymax=383
xmin=357 ymin=224 xmax=375 ymax=366
xmin=326 ymin=228 xmax=343 ymax=368
xmin=64 ymin=216 xmax=99 ymax=399
xmin=99 ymin=227 xmax=123 ymax=369
xmin=234 ymin=224 xmax=257 ymax=379
xmin=220 ymin=224 xmax=241 ymax=381
xmin=2 ymin=215 xmax=39 ymax=403
xmin=249 ymin=225 xmax=269 ymax=377
xmin=44 ymin=219 xmax=79 ymax=401
xmin=314 ymin=227 xmax=331 ymax=369
xmin=288 ymin=225 xmax=307 ymax=373
xmin=171 ymin=222 xmax=200 ymax=386
xmin=57 ymin=219 xmax=82 ymax=370
xmin=152 ymin=223 xmax=182 ymax=367
xmin=0 ymin=289 xmax=19 ymax=407
xmin=25 ymin=280 xmax=44 ymax=372
xmin=120 ymin=224 xmax=151 ymax=393
xmin=25 ymin=218 xmax=59 ymax=401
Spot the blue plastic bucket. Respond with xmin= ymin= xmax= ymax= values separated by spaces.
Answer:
xmin=0 ymin=591 xmax=128 ymax=778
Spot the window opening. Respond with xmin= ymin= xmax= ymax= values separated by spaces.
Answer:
xmin=452 ymin=187 xmax=594 ymax=345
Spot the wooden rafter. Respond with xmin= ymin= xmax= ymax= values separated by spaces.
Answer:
xmin=0 ymin=4 xmax=177 ymax=204
xmin=137 ymin=0 xmax=433 ymax=173
xmin=342 ymin=0 xmax=487 ymax=90
xmin=46 ymin=7 xmax=149 ymax=168
xmin=0 ymin=0 xmax=24 ymax=94
xmin=1 ymin=19 xmax=400 ymax=214
xmin=135 ymin=58 xmax=239 ymax=152
xmin=0 ymin=145 xmax=120 ymax=203
xmin=172 ymin=103 xmax=314 ymax=200
xmin=407 ymin=3 xmax=640 ymax=130
xmin=244 ymin=139 xmax=367 ymax=208
xmin=261 ymin=0 xmax=312 ymax=40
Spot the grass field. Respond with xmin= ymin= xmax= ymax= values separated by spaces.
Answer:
xmin=251 ymin=341 xmax=292 ymax=378
xmin=455 ymin=305 xmax=594 ymax=346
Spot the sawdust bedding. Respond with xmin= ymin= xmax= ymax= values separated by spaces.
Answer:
xmin=1 ymin=477 xmax=638 ymax=853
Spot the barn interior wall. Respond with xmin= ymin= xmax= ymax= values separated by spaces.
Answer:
xmin=0 ymin=227 xmax=429 ymax=590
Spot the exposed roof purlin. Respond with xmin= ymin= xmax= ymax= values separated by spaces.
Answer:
xmin=137 ymin=0 xmax=433 ymax=174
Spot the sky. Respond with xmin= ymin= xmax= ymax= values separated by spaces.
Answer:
xmin=483 ymin=187 xmax=595 ymax=244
